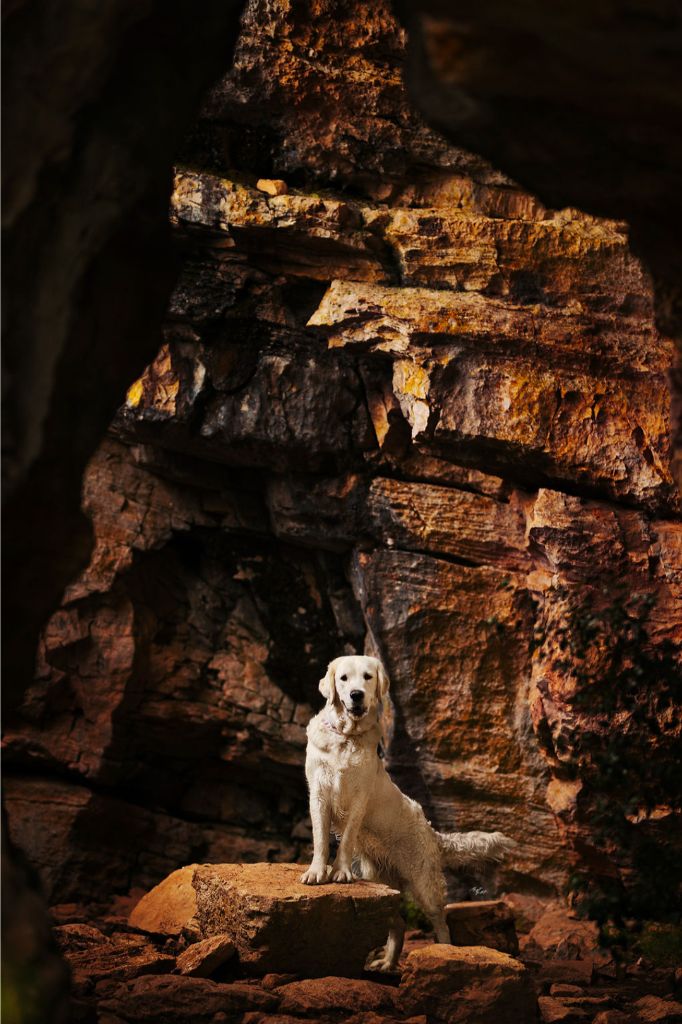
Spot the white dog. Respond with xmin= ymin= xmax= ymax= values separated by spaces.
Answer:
xmin=300 ymin=654 xmax=515 ymax=971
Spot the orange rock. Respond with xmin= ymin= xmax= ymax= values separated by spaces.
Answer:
xmin=400 ymin=944 xmax=537 ymax=1023
xmin=276 ymin=976 xmax=397 ymax=1014
xmin=256 ymin=178 xmax=289 ymax=196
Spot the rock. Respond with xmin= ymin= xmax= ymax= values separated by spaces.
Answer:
xmin=261 ymin=974 xmax=299 ymax=991
xmin=445 ymin=900 xmax=519 ymax=955
xmin=633 ymin=995 xmax=682 ymax=1023
xmin=98 ymin=975 xmax=277 ymax=1022
xmin=400 ymin=944 xmax=538 ymax=1023
xmin=550 ymin=985 xmax=587 ymax=998
xmin=276 ymin=977 xmax=397 ymax=1015
xmin=538 ymin=995 xmax=586 ymax=1022
xmin=192 ymin=862 xmax=400 ymax=977
xmin=592 ymin=1012 xmax=634 ymax=1024
xmin=52 ymin=923 xmax=174 ymax=993
xmin=503 ymin=894 xmax=552 ymax=934
xmin=174 ymin=934 xmax=236 ymax=978
xmin=366 ymin=477 xmax=531 ymax=571
xmin=537 ymin=961 xmax=595 ymax=988
xmin=128 ymin=866 xmax=199 ymax=937
xmin=257 ymin=178 xmax=289 ymax=196
xmin=525 ymin=907 xmax=600 ymax=960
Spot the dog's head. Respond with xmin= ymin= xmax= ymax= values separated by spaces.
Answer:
xmin=319 ymin=654 xmax=389 ymax=719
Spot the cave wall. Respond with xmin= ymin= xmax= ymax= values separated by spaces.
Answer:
xmin=4 ymin=0 xmax=681 ymax=915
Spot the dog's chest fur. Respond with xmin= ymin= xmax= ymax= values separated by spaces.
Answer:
xmin=306 ymin=714 xmax=379 ymax=819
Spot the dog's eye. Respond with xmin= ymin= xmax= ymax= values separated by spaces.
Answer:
xmin=340 ymin=674 xmax=347 ymax=681
xmin=363 ymin=673 xmax=372 ymax=680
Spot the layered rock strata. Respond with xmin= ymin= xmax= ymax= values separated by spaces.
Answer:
xmin=4 ymin=0 xmax=680 ymax=921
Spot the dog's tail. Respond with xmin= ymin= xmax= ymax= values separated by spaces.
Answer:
xmin=436 ymin=830 xmax=516 ymax=871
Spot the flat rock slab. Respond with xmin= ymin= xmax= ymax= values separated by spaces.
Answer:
xmin=401 ymin=944 xmax=538 ymax=1024
xmin=193 ymin=862 xmax=400 ymax=977
xmin=129 ymin=862 xmax=400 ymax=978
xmin=175 ymin=934 xmax=236 ymax=977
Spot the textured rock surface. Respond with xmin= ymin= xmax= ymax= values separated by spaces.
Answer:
xmin=400 ymin=943 xmax=537 ymax=1022
xmin=191 ymin=862 xmax=399 ymax=977
xmin=174 ymin=934 xmax=236 ymax=978
xmin=4 ymin=0 xmax=681 ymax=942
xmin=446 ymin=900 xmax=519 ymax=956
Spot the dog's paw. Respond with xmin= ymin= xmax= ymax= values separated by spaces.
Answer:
xmin=367 ymin=954 xmax=396 ymax=973
xmin=300 ymin=864 xmax=330 ymax=885
xmin=330 ymin=865 xmax=355 ymax=883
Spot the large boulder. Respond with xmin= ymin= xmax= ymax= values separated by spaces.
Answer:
xmin=129 ymin=862 xmax=400 ymax=978
xmin=400 ymin=943 xmax=538 ymax=1023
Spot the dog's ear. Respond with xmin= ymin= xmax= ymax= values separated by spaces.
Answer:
xmin=319 ymin=659 xmax=338 ymax=703
xmin=376 ymin=660 xmax=390 ymax=701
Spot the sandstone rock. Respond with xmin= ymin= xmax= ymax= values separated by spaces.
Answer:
xmin=400 ymin=944 xmax=538 ymax=1023
xmin=98 ymin=975 xmax=277 ymax=1022
xmin=445 ymin=900 xmax=519 ymax=955
xmin=53 ymin=923 xmax=174 ymax=993
xmin=366 ymin=477 xmax=531 ymax=571
xmin=128 ymin=866 xmax=199 ymax=937
xmin=503 ymin=894 xmax=552 ymax=934
xmin=257 ymin=178 xmax=289 ymax=196
xmin=538 ymin=995 xmax=586 ymax=1022
xmin=550 ymin=985 xmax=587 ymax=998
xmin=537 ymin=960 xmax=595 ymax=988
xmin=525 ymin=907 xmax=600 ymax=961
xmin=174 ymin=934 xmax=236 ymax=978
xmin=633 ymin=995 xmax=682 ymax=1023
xmin=276 ymin=976 xmax=397 ymax=1015
xmin=592 ymin=1013 xmax=633 ymax=1024
xmin=172 ymin=172 xmax=388 ymax=283
xmin=192 ymin=862 xmax=400 ymax=977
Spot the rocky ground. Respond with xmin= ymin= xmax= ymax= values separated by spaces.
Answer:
xmin=51 ymin=863 xmax=681 ymax=1024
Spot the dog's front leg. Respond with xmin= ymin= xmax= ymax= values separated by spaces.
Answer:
xmin=330 ymin=795 xmax=369 ymax=883
xmin=300 ymin=783 xmax=332 ymax=884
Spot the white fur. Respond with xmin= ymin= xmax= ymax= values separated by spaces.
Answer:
xmin=300 ymin=654 xmax=515 ymax=971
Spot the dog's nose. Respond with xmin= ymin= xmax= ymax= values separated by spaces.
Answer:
xmin=350 ymin=690 xmax=364 ymax=702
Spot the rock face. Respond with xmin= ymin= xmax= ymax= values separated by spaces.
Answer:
xmin=4 ymin=0 xmax=681 ymax=930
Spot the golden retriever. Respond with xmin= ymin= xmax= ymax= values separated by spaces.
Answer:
xmin=300 ymin=654 xmax=515 ymax=970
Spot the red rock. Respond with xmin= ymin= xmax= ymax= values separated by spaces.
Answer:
xmin=503 ymin=894 xmax=552 ymax=934
xmin=128 ymin=866 xmax=198 ymax=938
xmin=192 ymin=862 xmax=399 ymax=977
xmin=538 ymin=995 xmax=586 ymax=1022
xmin=633 ymin=995 xmax=682 ymax=1023
xmin=525 ymin=906 xmax=600 ymax=961
xmin=537 ymin=961 xmax=595 ymax=988
xmin=256 ymin=178 xmax=289 ymax=196
xmin=276 ymin=976 xmax=397 ymax=1014
xmin=174 ymin=934 xmax=235 ymax=977
xmin=592 ymin=1012 xmax=634 ymax=1024
xmin=445 ymin=900 xmax=519 ymax=955
xmin=98 ymin=975 xmax=277 ymax=1022
xmin=53 ymin=923 xmax=174 ymax=993
xmin=400 ymin=944 xmax=538 ymax=1023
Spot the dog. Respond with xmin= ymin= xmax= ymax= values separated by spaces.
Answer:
xmin=300 ymin=654 xmax=515 ymax=971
